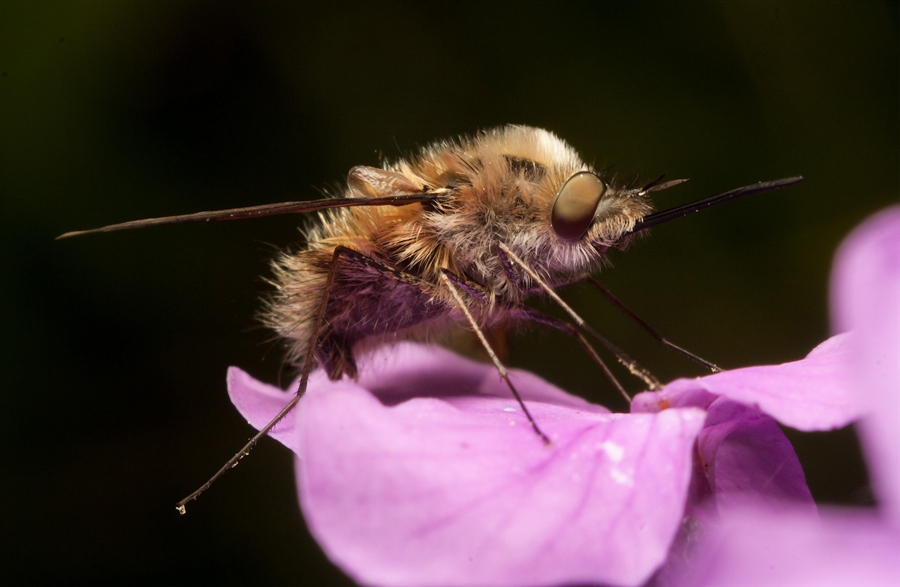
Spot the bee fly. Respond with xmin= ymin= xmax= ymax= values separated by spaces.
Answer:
xmin=58 ymin=125 xmax=802 ymax=512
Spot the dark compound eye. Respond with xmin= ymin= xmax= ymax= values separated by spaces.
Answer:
xmin=551 ymin=171 xmax=606 ymax=240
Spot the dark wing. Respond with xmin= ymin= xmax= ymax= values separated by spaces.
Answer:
xmin=57 ymin=165 xmax=443 ymax=239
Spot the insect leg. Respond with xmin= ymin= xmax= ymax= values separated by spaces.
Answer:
xmin=439 ymin=270 xmax=552 ymax=445
xmin=585 ymin=277 xmax=722 ymax=372
xmin=512 ymin=307 xmax=632 ymax=403
xmin=497 ymin=242 xmax=662 ymax=390
xmin=176 ymin=245 xmax=350 ymax=514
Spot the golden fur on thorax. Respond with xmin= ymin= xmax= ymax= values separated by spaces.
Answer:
xmin=263 ymin=126 xmax=652 ymax=378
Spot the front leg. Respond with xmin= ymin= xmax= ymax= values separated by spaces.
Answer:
xmin=497 ymin=242 xmax=662 ymax=390
xmin=511 ymin=307 xmax=631 ymax=403
xmin=439 ymin=269 xmax=551 ymax=445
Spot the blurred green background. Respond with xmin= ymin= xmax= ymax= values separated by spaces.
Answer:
xmin=1 ymin=1 xmax=896 ymax=584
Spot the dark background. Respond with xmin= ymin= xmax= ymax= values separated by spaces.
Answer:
xmin=2 ymin=1 xmax=897 ymax=584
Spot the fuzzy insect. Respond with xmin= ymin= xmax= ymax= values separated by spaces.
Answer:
xmin=59 ymin=125 xmax=801 ymax=511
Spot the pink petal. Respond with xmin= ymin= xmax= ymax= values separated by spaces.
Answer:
xmin=633 ymin=377 xmax=815 ymax=522
xmin=634 ymin=389 xmax=814 ymax=517
xmin=633 ymin=334 xmax=858 ymax=431
xmin=659 ymin=208 xmax=900 ymax=587
xmin=296 ymin=387 xmax=703 ymax=587
xmin=697 ymin=398 xmax=814 ymax=515
xmin=227 ymin=366 xmax=299 ymax=447
xmin=229 ymin=343 xmax=706 ymax=587
xmin=680 ymin=505 xmax=900 ymax=587
xmin=831 ymin=206 xmax=900 ymax=525
xmin=354 ymin=342 xmax=611 ymax=412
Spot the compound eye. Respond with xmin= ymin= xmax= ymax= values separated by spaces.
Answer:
xmin=551 ymin=172 xmax=606 ymax=240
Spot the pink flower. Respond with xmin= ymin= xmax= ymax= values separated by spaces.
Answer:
xmin=229 ymin=344 xmax=706 ymax=587
xmin=230 ymin=344 xmax=855 ymax=586
xmin=632 ymin=334 xmax=854 ymax=521
xmin=667 ymin=207 xmax=900 ymax=587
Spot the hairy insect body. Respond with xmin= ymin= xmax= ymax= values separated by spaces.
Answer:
xmin=264 ymin=126 xmax=652 ymax=379
xmin=57 ymin=124 xmax=803 ymax=509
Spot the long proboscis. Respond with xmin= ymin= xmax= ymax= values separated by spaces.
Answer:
xmin=56 ymin=193 xmax=440 ymax=239
xmin=629 ymin=176 xmax=804 ymax=234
